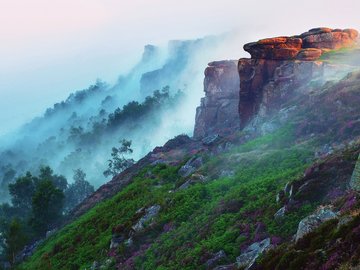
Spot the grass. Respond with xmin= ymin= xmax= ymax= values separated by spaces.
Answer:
xmin=19 ymin=127 xmax=315 ymax=270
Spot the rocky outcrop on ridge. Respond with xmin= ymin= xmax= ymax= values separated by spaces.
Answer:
xmin=239 ymin=28 xmax=359 ymax=128
xmin=194 ymin=60 xmax=240 ymax=138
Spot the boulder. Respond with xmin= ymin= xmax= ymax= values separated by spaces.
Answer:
xmin=109 ymin=235 xmax=125 ymax=249
xmin=295 ymin=206 xmax=337 ymax=241
xmin=349 ymin=154 xmax=360 ymax=191
xmin=236 ymin=238 xmax=271 ymax=270
xmin=205 ymin=250 xmax=227 ymax=269
xmin=132 ymin=205 xmax=161 ymax=232
xmin=274 ymin=206 xmax=286 ymax=220
xmin=178 ymin=156 xmax=204 ymax=177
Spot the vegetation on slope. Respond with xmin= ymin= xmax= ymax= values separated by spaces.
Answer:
xmin=19 ymin=125 xmax=315 ymax=269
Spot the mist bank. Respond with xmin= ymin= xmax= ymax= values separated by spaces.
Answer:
xmin=0 ymin=33 xmax=246 ymax=199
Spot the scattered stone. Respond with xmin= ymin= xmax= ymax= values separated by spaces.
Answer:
xmin=236 ymin=238 xmax=272 ymax=270
xmin=213 ymin=264 xmax=236 ymax=270
xmin=219 ymin=170 xmax=235 ymax=178
xmin=295 ymin=206 xmax=338 ymax=241
xmin=178 ymin=156 xmax=204 ymax=177
xmin=350 ymin=154 xmax=360 ymax=191
xmin=109 ymin=235 xmax=125 ymax=249
xmin=274 ymin=206 xmax=287 ymax=220
xmin=132 ymin=205 xmax=161 ymax=232
xmin=205 ymin=250 xmax=227 ymax=269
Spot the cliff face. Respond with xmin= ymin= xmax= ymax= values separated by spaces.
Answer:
xmin=194 ymin=28 xmax=359 ymax=136
xmin=194 ymin=60 xmax=240 ymax=138
xmin=239 ymin=28 xmax=359 ymax=128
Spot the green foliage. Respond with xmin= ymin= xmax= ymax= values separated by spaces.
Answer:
xmin=3 ymin=219 xmax=28 ymax=265
xmin=64 ymin=169 xmax=94 ymax=212
xmin=19 ymin=130 xmax=314 ymax=269
xmin=103 ymin=139 xmax=134 ymax=178
xmin=30 ymin=179 xmax=64 ymax=237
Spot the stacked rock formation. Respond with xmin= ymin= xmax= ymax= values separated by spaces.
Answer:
xmin=194 ymin=60 xmax=240 ymax=138
xmin=239 ymin=28 xmax=358 ymax=128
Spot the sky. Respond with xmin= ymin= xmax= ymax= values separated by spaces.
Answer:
xmin=0 ymin=0 xmax=359 ymax=135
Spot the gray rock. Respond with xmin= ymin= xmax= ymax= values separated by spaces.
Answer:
xmin=132 ymin=205 xmax=161 ymax=232
xmin=350 ymin=154 xmax=360 ymax=191
xmin=295 ymin=206 xmax=337 ymax=241
xmin=91 ymin=261 xmax=100 ymax=270
xmin=219 ymin=170 xmax=235 ymax=178
xmin=109 ymin=235 xmax=125 ymax=249
xmin=213 ymin=264 xmax=236 ymax=270
xmin=178 ymin=157 xmax=203 ymax=177
xmin=202 ymin=134 xmax=221 ymax=146
xmin=236 ymin=238 xmax=271 ymax=270
xmin=274 ymin=206 xmax=286 ymax=220
xmin=205 ymin=250 xmax=227 ymax=269
xmin=276 ymin=190 xmax=285 ymax=203
xmin=284 ymin=182 xmax=291 ymax=195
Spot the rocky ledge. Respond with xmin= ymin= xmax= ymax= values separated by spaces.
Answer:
xmin=239 ymin=27 xmax=359 ymax=128
xmin=244 ymin=28 xmax=358 ymax=61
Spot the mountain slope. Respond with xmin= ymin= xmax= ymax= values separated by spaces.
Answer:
xmin=17 ymin=28 xmax=360 ymax=270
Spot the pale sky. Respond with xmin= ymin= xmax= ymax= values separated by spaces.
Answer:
xmin=0 ymin=0 xmax=359 ymax=135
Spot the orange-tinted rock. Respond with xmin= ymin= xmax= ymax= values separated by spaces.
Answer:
xmin=244 ymin=37 xmax=302 ymax=60
xmin=244 ymin=28 xmax=358 ymax=61
xmin=296 ymin=48 xmax=323 ymax=61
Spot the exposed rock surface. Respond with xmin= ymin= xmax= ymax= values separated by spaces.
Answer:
xmin=194 ymin=61 xmax=240 ymax=138
xmin=350 ymin=154 xmax=360 ymax=191
xmin=295 ymin=206 xmax=337 ymax=241
xmin=244 ymin=28 xmax=358 ymax=60
xmin=205 ymin=250 xmax=227 ymax=269
xmin=236 ymin=238 xmax=271 ymax=270
xmin=132 ymin=205 xmax=161 ymax=232
xmin=239 ymin=28 xmax=359 ymax=128
xmin=178 ymin=156 xmax=204 ymax=177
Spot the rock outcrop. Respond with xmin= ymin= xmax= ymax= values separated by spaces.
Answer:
xmin=295 ymin=206 xmax=337 ymax=241
xmin=239 ymin=28 xmax=358 ymax=128
xmin=236 ymin=238 xmax=271 ymax=270
xmin=350 ymin=154 xmax=360 ymax=191
xmin=194 ymin=61 xmax=240 ymax=138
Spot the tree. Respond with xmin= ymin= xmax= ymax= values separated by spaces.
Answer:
xmin=39 ymin=166 xmax=68 ymax=191
xmin=3 ymin=219 xmax=27 ymax=265
xmin=30 ymin=180 xmax=64 ymax=237
xmin=8 ymin=172 xmax=36 ymax=217
xmin=64 ymin=169 xmax=95 ymax=212
xmin=103 ymin=139 xmax=134 ymax=178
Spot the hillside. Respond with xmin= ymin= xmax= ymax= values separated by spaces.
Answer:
xmin=15 ymin=28 xmax=360 ymax=270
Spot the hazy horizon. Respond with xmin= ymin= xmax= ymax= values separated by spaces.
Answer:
xmin=1 ymin=0 xmax=359 ymax=135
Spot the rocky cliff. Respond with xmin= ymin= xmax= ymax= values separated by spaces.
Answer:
xmin=194 ymin=60 xmax=240 ymax=138
xmin=194 ymin=28 xmax=359 ymax=136
xmin=238 ymin=28 xmax=358 ymax=128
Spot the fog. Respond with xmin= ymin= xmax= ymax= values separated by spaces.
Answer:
xmin=1 ymin=0 xmax=360 ymax=135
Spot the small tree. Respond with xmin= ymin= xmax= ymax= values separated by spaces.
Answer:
xmin=8 ymin=172 xmax=36 ymax=217
xmin=103 ymin=139 xmax=134 ymax=178
xmin=3 ymin=219 xmax=27 ymax=265
xmin=64 ymin=169 xmax=94 ymax=212
xmin=30 ymin=180 xmax=64 ymax=237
